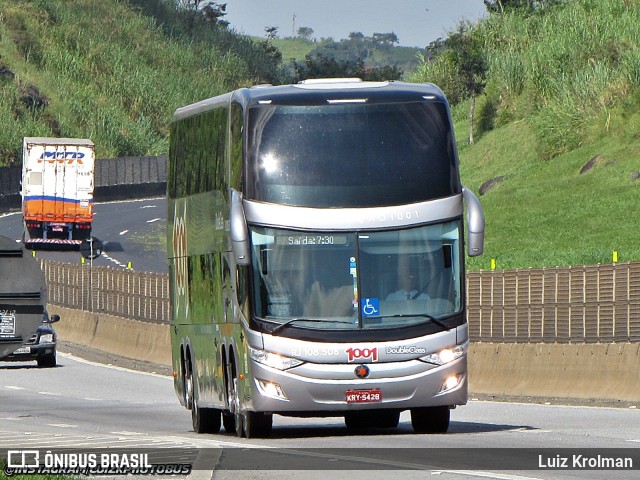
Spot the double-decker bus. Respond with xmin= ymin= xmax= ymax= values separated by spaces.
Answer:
xmin=167 ymin=79 xmax=484 ymax=438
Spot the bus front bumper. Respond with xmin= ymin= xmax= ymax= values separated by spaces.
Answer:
xmin=246 ymin=356 xmax=467 ymax=414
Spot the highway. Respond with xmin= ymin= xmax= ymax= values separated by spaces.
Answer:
xmin=0 ymin=197 xmax=168 ymax=273
xmin=1 ymin=353 xmax=639 ymax=479
xmin=1 ymin=199 xmax=639 ymax=478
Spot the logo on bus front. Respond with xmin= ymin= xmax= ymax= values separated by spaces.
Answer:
xmin=346 ymin=347 xmax=378 ymax=363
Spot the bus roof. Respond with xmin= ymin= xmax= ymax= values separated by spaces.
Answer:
xmin=171 ymin=80 xmax=448 ymax=121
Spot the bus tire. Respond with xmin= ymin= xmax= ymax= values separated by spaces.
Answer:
xmin=243 ymin=411 xmax=273 ymax=439
xmin=231 ymin=377 xmax=244 ymax=437
xmin=184 ymin=358 xmax=193 ymax=410
xmin=410 ymin=406 xmax=450 ymax=434
xmin=191 ymin=394 xmax=221 ymax=434
xmin=222 ymin=412 xmax=235 ymax=433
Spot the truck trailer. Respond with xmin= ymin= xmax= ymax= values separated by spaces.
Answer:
xmin=21 ymin=137 xmax=95 ymax=246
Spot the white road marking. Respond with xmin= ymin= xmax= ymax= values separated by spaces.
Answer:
xmin=3 ymin=386 xmax=25 ymax=390
xmin=432 ymin=472 xmax=543 ymax=480
xmin=146 ymin=217 xmax=162 ymax=223
xmin=100 ymin=251 xmax=129 ymax=269
xmin=0 ymin=211 xmax=21 ymax=218
xmin=48 ymin=424 xmax=77 ymax=428
xmin=38 ymin=391 xmax=62 ymax=396
xmin=141 ymin=205 xmax=157 ymax=209
xmin=58 ymin=352 xmax=171 ymax=379
xmin=119 ymin=229 xmax=129 ymax=235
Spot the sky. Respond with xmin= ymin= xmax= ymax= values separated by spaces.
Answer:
xmin=223 ymin=0 xmax=488 ymax=48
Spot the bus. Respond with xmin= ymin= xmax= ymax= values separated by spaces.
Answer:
xmin=167 ymin=79 xmax=484 ymax=438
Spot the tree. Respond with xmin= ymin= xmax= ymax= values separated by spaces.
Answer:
xmin=264 ymin=26 xmax=278 ymax=39
xmin=297 ymin=27 xmax=314 ymax=41
xmin=372 ymin=32 xmax=399 ymax=48
xmin=443 ymin=24 xmax=487 ymax=144
xmin=484 ymin=0 xmax=562 ymax=13
xmin=200 ymin=2 xmax=228 ymax=27
xmin=293 ymin=54 xmax=402 ymax=83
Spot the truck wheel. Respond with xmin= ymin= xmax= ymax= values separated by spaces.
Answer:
xmin=37 ymin=353 xmax=56 ymax=368
xmin=410 ymin=406 xmax=450 ymax=433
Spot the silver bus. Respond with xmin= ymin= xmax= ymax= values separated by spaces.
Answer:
xmin=167 ymin=79 xmax=484 ymax=438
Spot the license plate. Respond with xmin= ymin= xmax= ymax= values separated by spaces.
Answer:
xmin=13 ymin=346 xmax=30 ymax=355
xmin=0 ymin=315 xmax=15 ymax=335
xmin=345 ymin=389 xmax=382 ymax=403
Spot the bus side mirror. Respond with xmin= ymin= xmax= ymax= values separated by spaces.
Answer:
xmin=462 ymin=186 xmax=484 ymax=257
xmin=230 ymin=189 xmax=251 ymax=266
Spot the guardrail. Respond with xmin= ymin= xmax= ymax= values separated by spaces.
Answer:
xmin=467 ymin=263 xmax=640 ymax=343
xmin=41 ymin=260 xmax=169 ymax=324
xmin=41 ymin=258 xmax=640 ymax=343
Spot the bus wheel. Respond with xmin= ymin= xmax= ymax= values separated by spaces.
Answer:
xmin=191 ymin=384 xmax=222 ymax=434
xmin=243 ymin=411 xmax=273 ymax=439
xmin=410 ymin=406 xmax=450 ymax=434
xmin=231 ymin=377 xmax=244 ymax=437
xmin=222 ymin=412 xmax=235 ymax=433
xmin=184 ymin=362 xmax=193 ymax=410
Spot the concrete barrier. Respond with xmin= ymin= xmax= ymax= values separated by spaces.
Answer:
xmin=50 ymin=306 xmax=640 ymax=403
xmin=51 ymin=306 xmax=171 ymax=366
xmin=469 ymin=342 xmax=640 ymax=402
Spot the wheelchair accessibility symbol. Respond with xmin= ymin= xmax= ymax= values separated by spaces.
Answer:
xmin=362 ymin=298 xmax=380 ymax=317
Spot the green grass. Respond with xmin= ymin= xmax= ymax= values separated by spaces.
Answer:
xmin=0 ymin=0 xmax=282 ymax=164
xmin=460 ymin=105 xmax=640 ymax=271
xmin=271 ymin=37 xmax=317 ymax=62
xmin=410 ymin=0 xmax=640 ymax=269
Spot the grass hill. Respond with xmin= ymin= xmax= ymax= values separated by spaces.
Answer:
xmin=409 ymin=0 xmax=640 ymax=270
xmin=2 ymin=0 xmax=638 ymax=271
xmin=0 ymin=0 xmax=283 ymax=164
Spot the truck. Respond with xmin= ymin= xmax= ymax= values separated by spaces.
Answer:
xmin=21 ymin=137 xmax=95 ymax=247
xmin=0 ymin=235 xmax=48 ymax=360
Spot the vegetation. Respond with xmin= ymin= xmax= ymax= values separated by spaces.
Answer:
xmin=2 ymin=0 xmax=639 ymax=269
xmin=0 ymin=0 xmax=285 ymax=164
xmin=410 ymin=0 xmax=640 ymax=269
xmin=272 ymin=34 xmax=421 ymax=81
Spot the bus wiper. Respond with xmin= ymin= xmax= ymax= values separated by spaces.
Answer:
xmin=373 ymin=314 xmax=451 ymax=331
xmin=270 ymin=318 xmax=354 ymax=335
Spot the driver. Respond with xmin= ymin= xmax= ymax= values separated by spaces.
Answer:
xmin=386 ymin=258 xmax=429 ymax=301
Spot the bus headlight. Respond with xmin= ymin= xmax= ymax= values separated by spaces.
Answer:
xmin=419 ymin=342 xmax=467 ymax=366
xmin=248 ymin=347 xmax=304 ymax=370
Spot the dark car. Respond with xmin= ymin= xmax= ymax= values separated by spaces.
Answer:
xmin=1 ymin=312 xmax=60 ymax=367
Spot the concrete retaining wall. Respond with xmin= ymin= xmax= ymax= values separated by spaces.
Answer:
xmin=469 ymin=342 xmax=640 ymax=402
xmin=52 ymin=306 xmax=171 ymax=367
xmin=51 ymin=307 xmax=640 ymax=402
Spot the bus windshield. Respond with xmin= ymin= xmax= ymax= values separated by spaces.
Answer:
xmin=250 ymin=221 xmax=461 ymax=331
xmin=246 ymin=101 xmax=459 ymax=207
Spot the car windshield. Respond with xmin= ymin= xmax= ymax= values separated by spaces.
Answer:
xmin=250 ymin=221 xmax=462 ymax=331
